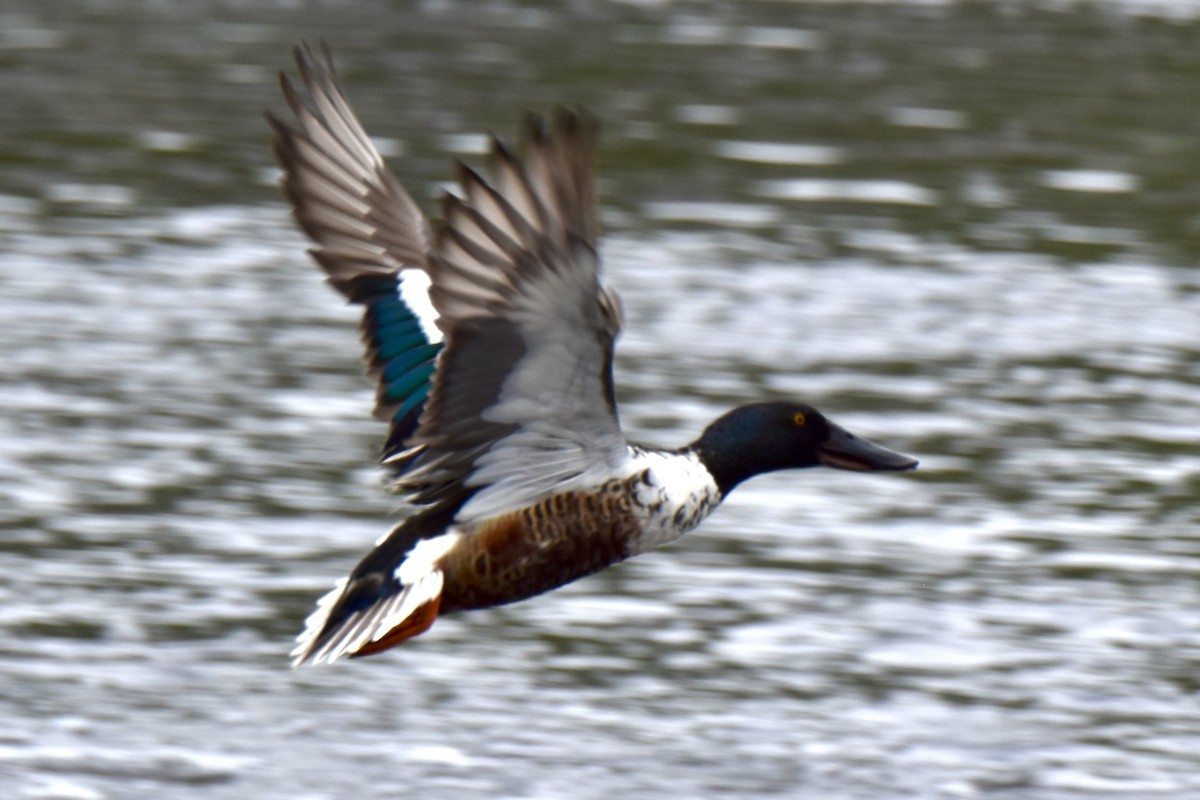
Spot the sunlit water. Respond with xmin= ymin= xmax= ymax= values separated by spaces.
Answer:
xmin=3 ymin=2 xmax=1200 ymax=799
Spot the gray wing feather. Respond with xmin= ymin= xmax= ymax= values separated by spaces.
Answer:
xmin=395 ymin=111 xmax=628 ymax=521
xmin=268 ymin=43 xmax=431 ymax=283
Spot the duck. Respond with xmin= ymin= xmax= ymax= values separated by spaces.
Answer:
xmin=268 ymin=43 xmax=918 ymax=667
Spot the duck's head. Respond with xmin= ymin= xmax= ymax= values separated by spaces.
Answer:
xmin=692 ymin=401 xmax=918 ymax=496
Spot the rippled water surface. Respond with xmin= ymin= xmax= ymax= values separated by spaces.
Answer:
xmin=4 ymin=2 xmax=1200 ymax=798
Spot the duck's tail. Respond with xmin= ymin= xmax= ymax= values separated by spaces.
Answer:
xmin=291 ymin=515 xmax=462 ymax=667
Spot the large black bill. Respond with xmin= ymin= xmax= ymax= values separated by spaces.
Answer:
xmin=818 ymin=422 xmax=918 ymax=472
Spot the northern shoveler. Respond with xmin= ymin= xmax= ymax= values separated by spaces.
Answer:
xmin=269 ymin=44 xmax=918 ymax=667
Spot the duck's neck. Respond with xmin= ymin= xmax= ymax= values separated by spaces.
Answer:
xmin=688 ymin=440 xmax=758 ymax=498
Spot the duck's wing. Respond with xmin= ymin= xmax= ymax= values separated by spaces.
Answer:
xmin=394 ymin=110 xmax=628 ymax=522
xmin=268 ymin=43 xmax=441 ymax=468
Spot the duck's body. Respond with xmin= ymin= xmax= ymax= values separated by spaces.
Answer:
xmin=270 ymin=44 xmax=917 ymax=667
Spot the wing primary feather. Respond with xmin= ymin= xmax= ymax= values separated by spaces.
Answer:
xmin=270 ymin=43 xmax=443 ymax=472
xmin=488 ymin=136 xmax=552 ymax=247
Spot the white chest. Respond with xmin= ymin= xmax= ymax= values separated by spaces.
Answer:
xmin=623 ymin=449 xmax=722 ymax=555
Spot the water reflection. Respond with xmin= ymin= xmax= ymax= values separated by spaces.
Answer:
xmin=3 ymin=2 xmax=1200 ymax=799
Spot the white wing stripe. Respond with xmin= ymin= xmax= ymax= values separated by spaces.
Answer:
xmin=398 ymin=269 xmax=443 ymax=344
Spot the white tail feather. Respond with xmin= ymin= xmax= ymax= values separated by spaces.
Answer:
xmin=291 ymin=574 xmax=446 ymax=667
xmin=290 ymin=532 xmax=461 ymax=667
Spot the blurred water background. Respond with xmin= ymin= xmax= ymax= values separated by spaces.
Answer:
xmin=3 ymin=1 xmax=1200 ymax=798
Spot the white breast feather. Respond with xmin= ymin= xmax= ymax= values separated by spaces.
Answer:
xmin=625 ymin=450 xmax=721 ymax=555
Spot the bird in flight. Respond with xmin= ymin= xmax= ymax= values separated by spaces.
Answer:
xmin=268 ymin=44 xmax=917 ymax=667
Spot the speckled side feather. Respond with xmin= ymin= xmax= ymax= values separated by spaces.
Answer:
xmin=440 ymin=480 xmax=643 ymax=611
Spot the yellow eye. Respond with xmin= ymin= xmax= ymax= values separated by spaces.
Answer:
xmin=793 ymin=411 xmax=807 ymax=426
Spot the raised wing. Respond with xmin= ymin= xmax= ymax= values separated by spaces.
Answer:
xmin=268 ymin=43 xmax=441 ymax=466
xmin=393 ymin=111 xmax=629 ymax=521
